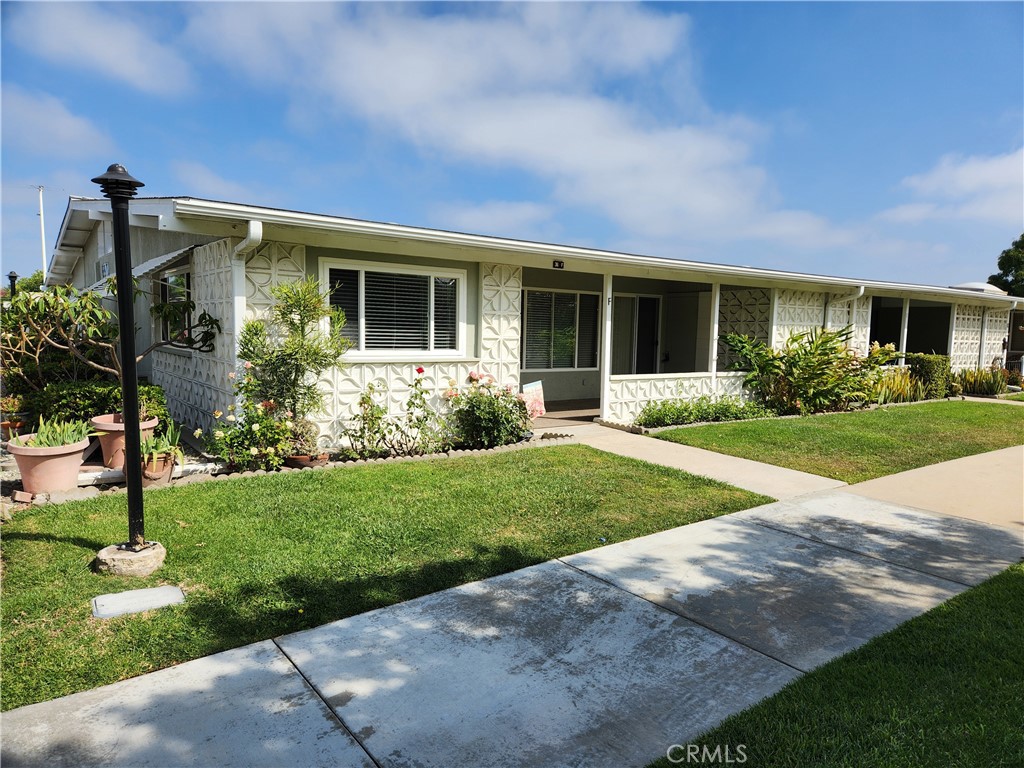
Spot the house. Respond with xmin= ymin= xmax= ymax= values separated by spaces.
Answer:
xmin=46 ymin=196 xmax=1019 ymax=434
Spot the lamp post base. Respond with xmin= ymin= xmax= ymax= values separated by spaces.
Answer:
xmin=93 ymin=541 xmax=166 ymax=577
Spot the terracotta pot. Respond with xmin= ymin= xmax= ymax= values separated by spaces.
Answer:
xmin=1 ymin=419 xmax=26 ymax=443
xmin=283 ymin=453 xmax=329 ymax=469
xmin=90 ymin=414 xmax=159 ymax=470
xmin=141 ymin=454 xmax=177 ymax=488
xmin=7 ymin=435 xmax=91 ymax=495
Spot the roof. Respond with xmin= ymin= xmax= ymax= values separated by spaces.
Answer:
xmin=50 ymin=195 xmax=1022 ymax=307
xmin=84 ymin=246 xmax=195 ymax=295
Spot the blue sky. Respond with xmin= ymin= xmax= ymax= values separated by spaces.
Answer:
xmin=2 ymin=1 xmax=1021 ymax=287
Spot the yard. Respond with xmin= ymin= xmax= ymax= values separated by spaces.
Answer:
xmin=654 ymin=400 xmax=1024 ymax=483
xmin=647 ymin=562 xmax=1024 ymax=768
xmin=0 ymin=445 xmax=768 ymax=711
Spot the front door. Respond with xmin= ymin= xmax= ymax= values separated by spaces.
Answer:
xmin=612 ymin=295 xmax=660 ymax=375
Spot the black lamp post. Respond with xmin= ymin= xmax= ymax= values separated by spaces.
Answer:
xmin=7 ymin=271 xmax=17 ymax=296
xmin=92 ymin=164 xmax=147 ymax=549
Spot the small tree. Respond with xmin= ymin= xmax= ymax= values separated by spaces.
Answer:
xmin=1 ymin=283 xmax=220 ymax=393
xmin=237 ymin=276 xmax=350 ymax=420
xmin=988 ymin=233 xmax=1024 ymax=297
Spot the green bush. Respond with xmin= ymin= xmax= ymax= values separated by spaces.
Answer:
xmin=635 ymin=395 xmax=775 ymax=428
xmin=724 ymin=327 xmax=898 ymax=415
xmin=343 ymin=375 xmax=450 ymax=459
xmin=956 ymin=367 xmax=1008 ymax=396
xmin=870 ymin=366 xmax=927 ymax=405
xmin=905 ymin=353 xmax=952 ymax=400
xmin=447 ymin=371 xmax=530 ymax=449
xmin=24 ymin=381 xmax=171 ymax=435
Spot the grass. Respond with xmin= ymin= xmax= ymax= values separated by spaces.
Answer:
xmin=0 ymin=445 xmax=769 ymax=711
xmin=647 ymin=563 xmax=1024 ymax=768
xmin=1004 ymin=392 xmax=1024 ymax=402
xmin=655 ymin=401 xmax=1024 ymax=483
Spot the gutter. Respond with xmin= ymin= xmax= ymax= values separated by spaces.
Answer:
xmin=823 ymin=285 xmax=865 ymax=328
xmin=232 ymin=219 xmax=263 ymax=258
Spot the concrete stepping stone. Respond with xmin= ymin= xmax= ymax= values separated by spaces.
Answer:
xmin=92 ymin=585 xmax=186 ymax=619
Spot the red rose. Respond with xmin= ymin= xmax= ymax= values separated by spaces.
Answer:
xmin=416 ymin=366 xmax=425 ymax=374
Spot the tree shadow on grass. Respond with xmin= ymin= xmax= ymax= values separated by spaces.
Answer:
xmin=182 ymin=542 xmax=541 ymax=652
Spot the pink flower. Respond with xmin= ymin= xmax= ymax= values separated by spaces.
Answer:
xmin=227 ymin=372 xmax=236 ymax=380
xmin=243 ymin=361 xmax=252 ymax=369
xmin=416 ymin=366 xmax=425 ymax=375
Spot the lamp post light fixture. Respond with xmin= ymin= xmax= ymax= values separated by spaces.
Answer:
xmin=91 ymin=164 xmax=152 ymax=559
xmin=7 ymin=271 xmax=18 ymax=297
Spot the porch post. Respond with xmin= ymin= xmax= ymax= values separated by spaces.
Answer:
xmin=978 ymin=308 xmax=988 ymax=369
xmin=899 ymin=298 xmax=910 ymax=366
xmin=709 ymin=283 xmax=721 ymax=395
xmin=600 ymin=272 xmax=614 ymax=421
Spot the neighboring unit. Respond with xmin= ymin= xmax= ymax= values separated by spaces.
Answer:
xmin=46 ymin=196 xmax=1020 ymax=430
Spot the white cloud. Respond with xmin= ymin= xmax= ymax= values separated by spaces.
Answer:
xmin=879 ymin=148 xmax=1024 ymax=227
xmin=1 ymin=86 xmax=116 ymax=158
xmin=170 ymin=161 xmax=251 ymax=202
xmin=6 ymin=3 xmax=192 ymax=96
xmin=183 ymin=3 xmax=847 ymax=250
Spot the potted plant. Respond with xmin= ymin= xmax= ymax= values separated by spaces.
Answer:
xmin=7 ymin=417 xmax=95 ymax=495
xmin=0 ymin=394 xmax=29 ymax=442
xmin=139 ymin=421 xmax=184 ymax=487
xmin=91 ymin=407 xmax=159 ymax=470
xmin=283 ymin=418 xmax=329 ymax=468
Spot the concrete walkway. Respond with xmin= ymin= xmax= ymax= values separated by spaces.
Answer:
xmin=3 ymin=437 xmax=1022 ymax=768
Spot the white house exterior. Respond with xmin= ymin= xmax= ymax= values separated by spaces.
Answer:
xmin=47 ymin=196 xmax=1019 ymax=433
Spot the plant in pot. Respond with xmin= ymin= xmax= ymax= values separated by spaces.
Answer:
xmin=283 ymin=418 xmax=328 ymax=468
xmin=7 ymin=417 xmax=96 ymax=495
xmin=139 ymin=420 xmax=184 ymax=487
xmin=0 ymin=393 xmax=29 ymax=442
xmin=91 ymin=406 xmax=160 ymax=471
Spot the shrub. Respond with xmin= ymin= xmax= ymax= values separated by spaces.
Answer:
xmin=1000 ymin=367 xmax=1022 ymax=388
xmin=870 ymin=367 xmax=927 ymax=405
xmin=956 ymin=367 xmax=1008 ymax=396
xmin=724 ymin=327 xmax=898 ymax=415
xmin=200 ymin=397 xmax=293 ymax=471
xmin=447 ymin=371 xmax=530 ymax=449
xmin=23 ymin=381 xmax=170 ymax=435
xmin=237 ymin=276 xmax=349 ymax=420
xmin=635 ymin=395 xmax=775 ymax=428
xmin=905 ymin=353 xmax=952 ymax=400
xmin=343 ymin=374 xmax=451 ymax=459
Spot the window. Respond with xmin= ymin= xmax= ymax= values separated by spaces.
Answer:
xmin=158 ymin=267 xmax=191 ymax=342
xmin=322 ymin=261 xmax=465 ymax=358
xmin=521 ymin=289 xmax=600 ymax=370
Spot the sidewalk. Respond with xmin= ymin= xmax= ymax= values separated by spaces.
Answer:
xmin=3 ymin=435 xmax=1021 ymax=768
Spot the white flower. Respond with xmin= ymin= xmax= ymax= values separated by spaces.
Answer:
xmin=249 ymin=447 xmax=258 ymax=456
xmin=214 ymin=430 xmax=224 ymax=439
xmin=266 ymin=447 xmax=275 ymax=455
xmin=251 ymin=423 xmax=261 ymax=433
xmin=285 ymin=420 xmax=294 ymax=430
xmin=193 ymin=428 xmax=203 ymax=438
xmin=226 ymin=414 xmax=236 ymax=422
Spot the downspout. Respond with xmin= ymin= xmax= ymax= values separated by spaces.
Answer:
xmin=823 ymin=285 xmax=865 ymax=329
xmin=232 ymin=219 xmax=263 ymax=259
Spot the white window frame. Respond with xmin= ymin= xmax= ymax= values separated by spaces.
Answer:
xmin=520 ymin=288 xmax=602 ymax=372
xmin=319 ymin=258 xmax=467 ymax=362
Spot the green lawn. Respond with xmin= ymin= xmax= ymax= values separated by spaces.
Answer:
xmin=1005 ymin=392 xmax=1024 ymax=402
xmin=647 ymin=563 xmax=1024 ymax=768
xmin=0 ymin=445 xmax=769 ymax=711
xmin=655 ymin=401 xmax=1024 ymax=483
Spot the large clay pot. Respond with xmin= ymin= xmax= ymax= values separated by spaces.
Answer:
xmin=7 ymin=435 xmax=91 ymax=495
xmin=283 ymin=453 xmax=329 ymax=469
xmin=90 ymin=414 xmax=159 ymax=470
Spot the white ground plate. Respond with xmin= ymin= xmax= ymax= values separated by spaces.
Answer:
xmin=0 ymin=642 xmax=375 ymax=768
xmin=92 ymin=585 xmax=186 ymax=619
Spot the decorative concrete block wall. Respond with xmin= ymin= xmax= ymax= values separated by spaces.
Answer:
xmin=772 ymin=289 xmax=826 ymax=348
xmin=717 ymin=286 xmax=771 ymax=371
xmin=606 ymin=371 xmax=748 ymax=424
xmin=951 ymin=304 xmax=984 ymax=371
xmin=152 ymin=238 xmax=238 ymax=431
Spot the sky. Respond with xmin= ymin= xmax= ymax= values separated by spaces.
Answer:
xmin=2 ymin=1 xmax=1022 ymax=288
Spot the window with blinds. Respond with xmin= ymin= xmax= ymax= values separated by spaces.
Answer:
xmin=521 ymin=289 xmax=600 ymax=370
xmin=327 ymin=264 xmax=461 ymax=353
